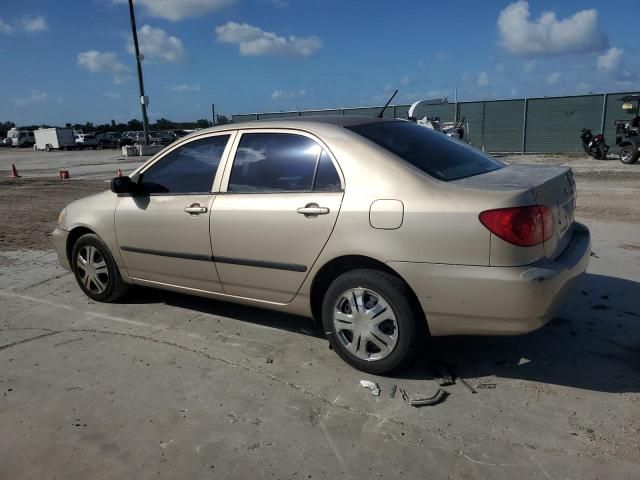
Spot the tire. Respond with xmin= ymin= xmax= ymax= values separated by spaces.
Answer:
xmin=620 ymin=145 xmax=639 ymax=164
xmin=46 ymin=144 xmax=52 ymax=152
xmin=322 ymin=269 xmax=422 ymax=374
xmin=71 ymin=234 xmax=130 ymax=302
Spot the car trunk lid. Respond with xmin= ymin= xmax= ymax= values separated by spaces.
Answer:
xmin=452 ymin=164 xmax=576 ymax=260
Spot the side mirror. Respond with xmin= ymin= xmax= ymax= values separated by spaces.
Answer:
xmin=110 ymin=176 xmax=137 ymax=194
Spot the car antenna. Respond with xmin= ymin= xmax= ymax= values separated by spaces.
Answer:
xmin=378 ymin=89 xmax=398 ymax=118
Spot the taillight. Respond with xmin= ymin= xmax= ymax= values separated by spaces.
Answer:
xmin=479 ymin=206 xmax=554 ymax=247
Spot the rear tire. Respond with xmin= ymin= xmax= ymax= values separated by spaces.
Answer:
xmin=322 ymin=269 xmax=422 ymax=374
xmin=71 ymin=234 xmax=130 ymax=302
xmin=620 ymin=145 xmax=639 ymax=164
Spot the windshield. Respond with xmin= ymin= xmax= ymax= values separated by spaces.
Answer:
xmin=346 ymin=120 xmax=504 ymax=181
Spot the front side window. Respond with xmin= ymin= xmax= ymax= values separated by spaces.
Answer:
xmin=140 ymin=135 xmax=230 ymax=194
xmin=346 ymin=120 xmax=504 ymax=181
xmin=228 ymin=133 xmax=341 ymax=193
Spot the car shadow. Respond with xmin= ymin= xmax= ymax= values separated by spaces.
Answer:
xmin=398 ymin=273 xmax=640 ymax=394
xmin=121 ymin=286 xmax=321 ymax=336
xmin=121 ymin=273 xmax=639 ymax=394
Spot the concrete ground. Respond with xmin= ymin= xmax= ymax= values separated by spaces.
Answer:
xmin=1 ymin=149 xmax=639 ymax=479
xmin=0 ymin=146 xmax=146 ymax=179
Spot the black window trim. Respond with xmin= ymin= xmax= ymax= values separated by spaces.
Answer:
xmin=222 ymin=129 xmax=344 ymax=195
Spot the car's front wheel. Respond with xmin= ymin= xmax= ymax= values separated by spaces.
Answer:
xmin=71 ymin=234 xmax=130 ymax=302
xmin=322 ymin=269 xmax=421 ymax=374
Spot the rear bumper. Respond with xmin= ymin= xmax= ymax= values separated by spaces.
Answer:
xmin=390 ymin=222 xmax=591 ymax=336
xmin=51 ymin=227 xmax=70 ymax=271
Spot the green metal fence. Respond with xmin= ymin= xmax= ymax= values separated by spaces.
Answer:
xmin=232 ymin=91 xmax=640 ymax=154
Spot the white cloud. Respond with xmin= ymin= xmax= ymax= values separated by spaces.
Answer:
xmin=1 ymin=15 xmax=48 ymax=34
xmin=497 ymin=1 xmax=608 ymax=56
xmin=400 ymin=76 xmax=414 ymax=86
xmin=127 ymin=25 xmax=187 ymax=63
xmin=477 ymin=71 xmax=490 ymax=87
xmin=113 ymin=0 xmax=236 ymax=22
xmin=171 ymin=84 xmax=201 ymax=92
xmin=271 ymin=89 xmax=306 ymax=100
xmin=435 ymin=52 xmax=450 ymax=61
xmin=597 ymin=47 xmax=622 ymax=72
xmin=77 ymin=50 xmax=132 ymax=84
xmin=546 ymin=72 xmax=562 ymax=85
xmin=104 ymin=92 xmax=122 ymax=99
xmin=494 ymin=62 xmax=505 ymax=73
xmin=21 ymin=15 xmax=47 ymax=32
xmin=596 ymin=47 xmax=638 ymax=82
xmin=14 ymin=90 xmax=51 ymax=106
xmin=216 ymin=22 xmax=321 ymax=57
xmin=0 ymin=17 xmax=14 ymax=34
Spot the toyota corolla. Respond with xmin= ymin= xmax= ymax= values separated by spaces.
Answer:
xmin=52 ymin=117 xmax=590 ymax=373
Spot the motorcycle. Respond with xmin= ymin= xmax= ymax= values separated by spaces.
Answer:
xmin=580 ymin=128 xmax=609 ymax=160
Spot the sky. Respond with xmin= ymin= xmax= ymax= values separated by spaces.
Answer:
xmin=1 ymin=0 xmax=639 ymax=125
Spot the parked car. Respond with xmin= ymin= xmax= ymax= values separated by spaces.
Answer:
xmin=51 ymin=117 xmax=590 ymax=374
xmin=74 ymin=133 xmax=98 ymax=149
xmin=94 ymin=132 xmax=130 ymax=149
xmin=155 ymin=130 xmax=177 ymax=145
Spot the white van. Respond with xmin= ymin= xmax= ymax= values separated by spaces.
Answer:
xmin=7 ymin=128 xmax=35 ymax=147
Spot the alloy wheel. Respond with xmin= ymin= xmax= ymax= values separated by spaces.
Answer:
xmin=333 ymin=287 xmax=398 ymax=361
xmin=621 ymin=148 xmax=632 ymax=163
xmin=76 ymin=246 xmax=109 ymax=294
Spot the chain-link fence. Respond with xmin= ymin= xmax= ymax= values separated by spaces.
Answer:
xmin=232 ymin=91 xmax=640 ymax=154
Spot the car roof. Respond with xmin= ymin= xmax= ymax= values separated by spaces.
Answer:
xmin=182 ymin=116 xmax=395 ymax=140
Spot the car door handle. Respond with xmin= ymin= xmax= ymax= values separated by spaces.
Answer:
xmin=184 ymin=204 xmax=207 ymax=215
xmin=297 ymin=203 xmax=330 ymax=216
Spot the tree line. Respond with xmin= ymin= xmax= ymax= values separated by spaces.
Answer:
xmin=1 ymin=116 xmax=230 ymax=137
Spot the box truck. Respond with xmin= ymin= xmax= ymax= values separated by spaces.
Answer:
xmin=34 ymin=128 xmax=76 ymax=151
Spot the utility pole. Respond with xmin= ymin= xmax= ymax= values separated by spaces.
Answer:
xmin=128 ymin=0 xmax=150 ymax=145
xmin=211 ymin=103 xmax=216 ymax=126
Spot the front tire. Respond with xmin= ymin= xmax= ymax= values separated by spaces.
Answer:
xmin=322 ymin=269 xmax=422 ymax=374
xmin=620 ymin=145 xmax=639 ymax=164
xmin=71 ymin=234 xmax=130 ymax=302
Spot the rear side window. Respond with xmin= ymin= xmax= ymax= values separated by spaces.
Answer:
xmin=228 ymin=133 xmax=341 ymax=193
xmin=346 ymin=121 xmax=503 ymax=181
xmin=313 ymin=151 xmax=341 ymax=191
xmin=140 ymin=135 xmax=229 ymax=194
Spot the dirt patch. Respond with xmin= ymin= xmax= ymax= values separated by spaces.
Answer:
xmin=0 ymin=178 xmax=107 ymax=250
xmin=574 ymin=178 xmax=640 ymax=224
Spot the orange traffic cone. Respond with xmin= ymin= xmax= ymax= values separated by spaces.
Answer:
xmin=116 ymin=168 xmax=123 ymax=177
xmin=9 ymin=164 xmax=20 ymax=178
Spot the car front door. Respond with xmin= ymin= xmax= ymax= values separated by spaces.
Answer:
xmin=211 ymin=130 xmax=344 ymax=303
xmin=115 ymin=132 xmax=235 ymax=292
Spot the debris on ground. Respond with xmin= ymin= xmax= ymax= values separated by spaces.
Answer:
xmin=458 ymin=378 xmax=477 ymax=394
xmin=389 ymin=384 xmax=397 ymax=398
xmin=476 ymin=383 xmax=497 ymax=389
xmin=359 ymin=380 xmax=380 ymax=396
xmin=265 ymin=358 xmax=273 ymax=364
xmin=436 ymin=364 xmax=455 ymax=386
xmin=400 ymin=387 xmax=448 ymax=407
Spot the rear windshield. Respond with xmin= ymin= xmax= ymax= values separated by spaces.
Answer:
xmin=346 ymin=120 xmax=504 ymax=181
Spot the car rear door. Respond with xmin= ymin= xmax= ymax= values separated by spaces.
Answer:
xmin=115 ymin=132 xmax=235 ymax=292
xmin=211 ymin=129 xmax=344 ymax=303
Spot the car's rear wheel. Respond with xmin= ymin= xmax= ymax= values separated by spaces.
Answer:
xmin=322 ymin=269 xmax=420 ymax=374
xmin=71 ymin=234 xmax=130 ymax=302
